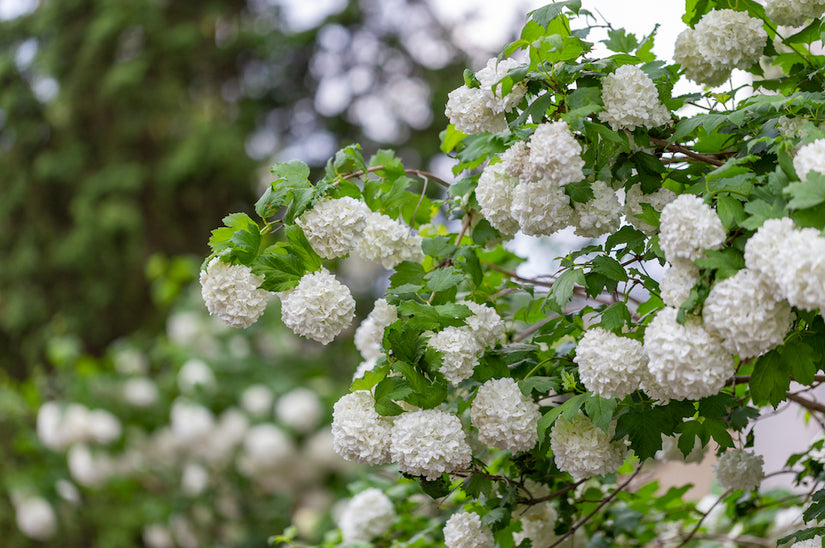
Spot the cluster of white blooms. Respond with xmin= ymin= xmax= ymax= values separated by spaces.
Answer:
xmin=461 ymin=300 xmax=505 ymax=349
xmin=644 ymin=307 xmax=735 ymax=401
xmin=200 ymin=258 xmax=270 ymax=328
xmin=338 ymin=488 xmax=396 ymax=543
xmin=715 ymin=448 xmax=765 ymax=491
xmin=331 ymin=391 xmax=393 ymax=465
xmin=574 ymin=328 xmax=647 ymax=399
xmin=296 ymin=196 xmax=370 ymax=259
xmin=13 ymin=494 xmax=58 ymax=541
xmin=550 ymin=414 xmax=627 ymax=479
xmin=240 ymin=384 xmax=274 ymax=418
xmin=745 ymin=217 xmax=825 ymax=311
xmin=37 ymin=401 xmax=122 ymax=451
xmin=623 ymin=184 xmax=677 ymax=235
xmin=514 ymin=500 xmax=559 ymax=548
xmin=428 ymin=326 xmax=482 ymax=385
xmin=443 ymin=512 xmax=495 ymax=548
xmin=659 ymin=194 xmax=726 ymax=262
xmin=354 ymin=298 xmax=398 ymax=360
xmin=600 ymin=65 xmax=670 ymax=131
xmin=793 ymin=138 xmax=825 ymax=182
xmin=526 ymin=121 xmax=585 ymax=184
xmin=572 ymin=181 xmax=622 ymax=238
xmin=276 ymin=387 xmax=323 ymax=433
xmin=675 ymin=10 xmax=767 ymax=86
xmin=512 ymin=180 xmax=575 ymax=236
xmin=177 ymin=358 xmax=216 ymax=393
xmin=703 ymin=269 xmax=793 ymax=358
xmin=475 ymin=163 xmax=520 ymax=235
xmin=279 ymin=268 xmax=355 ymax=344
xmin=471 ymin=378 xmax=540 ymax=453
xmin=660 ymin=259 xmax=699 ymax=307
xmin=355 ymin=211 xmax=424 ymax=269
xmin=765 ymin=0 xmax=825 ymax=27
xmin=121 ymin=377 xmax=160 ymax=407
xmin=445 ymin=58 xmax=526 ymax=135
xmin=390 ymin=409 xmax=472 ymax=479
xmin=237 ymin=423 xmax=296 ymax=486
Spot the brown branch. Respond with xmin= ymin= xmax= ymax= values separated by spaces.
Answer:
xmin=733 ymin=375 xmax=825 ymax=386
xmin=787 ymin=392 xmax=825 ymax=414
xmin=686 ymin=534 xmax=772 ymax=547
xmin=650 ymin=137 xmax=726 ymax=167
xmin=522 ymin=479 xmax=587 ymax=506
xmin=341 ymin=166 xmax=452 ymax=188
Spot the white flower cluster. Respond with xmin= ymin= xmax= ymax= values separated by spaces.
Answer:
xmin=659 ymin=194 xmax=726 ymax=262
xmin=703 ymin=269 xmax=793 ymax=358
xmin=471 ymin=378 xmax=540 ymax=453
xmin=745 ymin=217 xmax=825 ymax=312
xmin=600 ymin=65 xmax=670 ymax=131
xmin=514 ymin=500 xmax=559 ymax=548
xmin=765 ymin=0 xmax=825 ymax=27
xmin=674 ymin=9 xmax=767 ymax=86
xmin=525 ymin=120 xmax=586 ymax=185
xmin=660 ymin=259 xmax=699 ymax=307
xmin=550 ymin=414 xmax=627 ymax=479
xmin=331 ymin=391 xmax=393 ymax=465
xmin=338 ymin=488 xmax=396 ymax=543
xmin=623 ymin=184 xmax=677 ymax=235
xmin=574 ymin=328 xmax=647 ymax=399
xmin=237 ymin=423 xmax=296 ymax=483
xmin=200 ymin=258 xmax=270 ymax=328
xmin=355 ymin=211 xmax=424 ymax=269
xmin=644 ymin=307 xmax=735 ymax=401
xmin=390 ymin=409 xmax=472 ymax=480
xmin=37 ymin=401 xmax=122 ymax=451
xmin=445 ymin=58 xmax=526 ymax=135
xmin=354 ymin=298 xmax=398 ymax=361
xmin=12 ymin=494 xmax=58 ymax=541
xmin=793 ymin=138 xmax=825 ymax=182
xmin=461 ymin=300 xmax=505 ymax=349
xmin=714 ymin=448 xmax=764 ymax=491
xmin=512 ymin=179 xmax=576 ymax=236
xmin=296 ymin=196 xmax=370 ymax=259
xmin=572 ymin=181 xmax=622 ymax=238
xmin=279 ymin=269 xmax=355 ymax=344
xmin=443 ymin=511 xmax=495 ymax=548
xmin=475 ymin=163 xmax=520 ymax=235
xmin=428 ymin=326 xmax=482 ymax=385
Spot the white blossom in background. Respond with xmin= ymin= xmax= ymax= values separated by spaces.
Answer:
xmin=475 ymin=162 xmax=520 ymax=235
xmin=170 ymin=399 xmax=216 ymax=446
xmin=514 ymin=500 xmax=559 ymax=548
xmin=460 ymin=300 xmax=505 ymax=349
xmin=793 ymin=138 xmax=825 ymax=182
xmin=112 ymin=347 xmax=149 ymax=375
xmin=775 ymin=227 xmax=825 ymax=311
xmin=55 ymin=479 xmax=81 ymax=505
xmin=354 ymin=211 xmax=424 ymax=269
xmin=275 ymin=387 xmax=323 ymax=433
xmin=660 ymin=259 xmax=700 ymax=308
xmin=200 ymin=257 xmax=270 ymax=328
xmin=177 ymin=358 xmax=216 ymax=394
xmin=354 ymin=298 xmax=398 ymax=361
xmin=475 ymin=57 xmax=528 ymax=113
xmin=202 ymin=408 xmax=250 ymax=466
xmin=143 ymin=524 xmax=175 ymax=548
xmin=67 ymin=444 xmax=112 ymax=487
xmin=673 ymin=29 xmax=732 ymax=87
xmin=744 ymin=217 xmax=796 ymax=289
xmin=427 ymin=326 xmax=482 ymax=385
xmin=471 ymin=378 xmax=539 ymax=453
xmin=390 ymin=409 xmax=472 ymax=479
xmin=332 ymin=391 xmax=393 ymax=465
xmin=443 ymin=511 xmax=495 ymax=548
xmin=279 ymin=268 xmax=355 ymax=344
xmin=237 ymin=423 xmax=296 ymax=480
xmin=526 ymin=120 xmax=585 ymax=185
xmin=600 ymin=65 xmax=670 ymax=131
xmin=240 ymin=384 xmax=274 ymax=418
xmin=715 ymin=448 xmax=765 ymax=491
xmin=574 ymin=328 xmax=647 ymax=399
xmin=122 ymin=377 xmax=159 ymax=407
xmin=644 ymin=307 xmax=735 ymax=401
xmin=659 ymin=194 xmax=726 ymax=262
xmin=13 ymin=495 xmax=58 ymax=541
xmin=703 ymin=269 xmax=793 ymax=358
xmin=181 ymin=462 xmax=210 ymax=497
xmin=766 ymin=0 xmax=825 ymax=33
xmin=338 ymin=488 xmax=396 ymax=543
xmin=445 ymin=85 xmax=508 ymax=135
xmin=296 ymin=196 xmax=370 ymax=259
xmin=623 ymin=184 xmax=677 ymax=235
xmin=550 ymin=414 xmax=627 ymax=479
xmin=511 ymin=179 xmax=576 ymax=236
xmin=36 ymin=402 xmax=121 ymax=449
xmin=572 ymin=181 xmax=622 ymax=238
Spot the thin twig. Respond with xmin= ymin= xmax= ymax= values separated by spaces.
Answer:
xmin=523 ymin=479 xmax=587 ymax=505
xmin=787 ymin=392 xmax=825 ymax=415
xmin=677 ymin=489 xmax=732 ymax=547
xmin=341 ymin=166 xmax=452 ymax=188
xmin=650 ymin=137 xmax=726 ymax=167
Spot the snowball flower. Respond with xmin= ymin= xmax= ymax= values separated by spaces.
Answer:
xmin=794 ymin=139 xmax=825 ymax=182
xmin=526 ymin=121 xmax=585 ymax=185
xmin=279 ymin=268 xmax=355 ymax=344
xmin=644 ymin=307 xmax=735 ymax=401
xmin=775 ymin=227 xmax=825 ymax=311
xmin=475 ymin=162 xmax=520 ymax=235
xmin=623 ymin=184 xmax=677 ymax=235
xmin=240 ymin=384 xmax=274 ymax=418
xmin=744 ymin=217 xmax=796 ymax=288
xmin=170 ymin=399 xmax=215 ymax=445
xmin=332 ymin=391 xmax=393 ymax=465
xmin=237 ymin=423 xmax=296 ymax=477
xmin=296 ymin=196 xmax=370 ymax=259
xmin=275 ymin=387 xmax=323 ymax=433
xmin=390 ymin=409 xmax=472 ymax=479
xmin=550 ymin=413 xmax=627 ymax=479
xmin=574 ymin=327 xmax=647 ymax=399
xmin=673 ymin=29 xmax=731 ymax=87
xmin=572 ymin=181 xmax=622 ymax=238
xmin=428 ymin=326 xmax=482 ymax=385
xmin=355 ymin=211 xmax=424 ymax=269
xmin=445 ymin=85 xmax=508 ymax=135
xmin=354 ymin=298 xmax=398 ymax=361
xmin=338 ymin=488 xmax=396 ymax=543
xmin=703 ymin=269 xmax=793 ymax=358
xmin=715 ymin=448 xmax=764 ymax=491
xmin=460 ymin=300 xmax=505 ymax=349
xmin=659 ymin=194 xmax=726 ymax=262
xmin=475 ymin=57 xmax=528 ymax=113
xmin=660 ymin=259 xmax=700 ymax=308
xmin=600 ymin=65 xmax=670 ymax=131
xmin=200 ymin=257 xmax=270 ymax=328
xmin=693 ymin=10 xmax=767 ymax=71
xmin=471 ymin=378 xmax=540 ymax=453
xmin=14 ymin=496 xmax=57 ymax=541
xmin=177 ymin=358 xmax=216 ymax=393
xmin=765 ymin=0 xmax=825 ymax=29
xmin=511 ymin=179 xmax=576 ymax=236
xmin=443 ymin=512 xmax=495 ymax=548
xmin=514 ymin=500 xmax=559 ymax=548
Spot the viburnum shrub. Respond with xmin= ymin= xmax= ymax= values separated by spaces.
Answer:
xmin=202 ymin=1 xmax=825 ymax=546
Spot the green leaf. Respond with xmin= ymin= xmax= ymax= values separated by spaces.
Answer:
xmin=599 ymin=303 xmax=632 ymax=331
xmin=584 ymin=395 xmax=618 ymax=434
xmin=750 ymin=350 xmax=791 ymax=407
xmin=390 ymin=261 xmax=426 ymax=288
xmin=741 ymin=199 xmax=786 ymax=231
xmin=373 ymin=376 xmax=411 ymax=416
xmin=803 ymin=489 xmax=825 ymax=524
xmin=783 ymin=340 xmax=817 ymax=385
xmin=284 ymin=224 xmax=323 ymax=272
xmin=591 ymin=256 xmax=627 ymax=282
xmin=551 ymin=268 xmax=585 ymax=309
xmin=520 ymin=376 xmax=559 ymax=396
xmin=456 ymin=247 xmax=483 ymax=287
xmin=385 ymin=322 xmax=427 ymax=364
xmin=716 ymin=195 xmax=746 ymax=229
xmin=538 ymin=394 xmax=589 ymax=442
xmin=417 ymin=475 xmax=451 ymax=498
xmin=693 ymin=248 xmax=744 ymax=279
xmin=462 ymin=474 xmax=493 ymax=499
xmin=614 ymin=400 xmax=694 ymax=460
xmin=422 ymin=236 xmax=456 ymax=258
xmin=785 ymin=172 xmax=825 ymax=210
xmin=397 ymin=301 xmax=471 ymax=331
xmin=351 ymin=364 xmax=389 ymax=391
xmin=271 ymin=160 xmax=310 ymax=185
xmin=471 ymin=218 xmax=500 ymax=247
xmin=209 ymin=213 xmax=261 ymax=263
xmin=530 ymin=1 xmax=582 ymax=29
xmin=605 ymin=226 xmax=646 ymax=255
xmin=425 ymin=267 xmax=465 ymax=292
xmin=602 ymin=28 xmax=638 ymax=53
xmin=564 ymin=180 xmax=594 ymax=203
xmin=251 ymin=246 xmax=305 ymax=292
